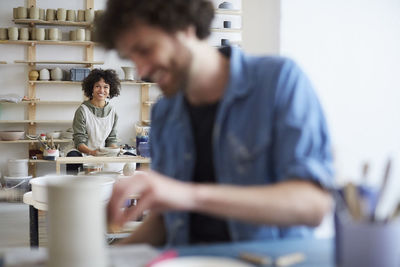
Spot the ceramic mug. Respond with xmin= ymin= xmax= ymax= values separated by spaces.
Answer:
xmin=46 ymin=9 xmax=55 ymax=21
xmin=39 ymin=9 xmax=45 ymax=20
xmin=17 ymin=7 xmax=28 ymax=19
xmin=75 ymin=29 xmax=85 ymax=41
xmin=85 ymin=8 xmax=94 ymax=23
xmin=57 ymin=8 xmax=66 ymax=21
xmin=19 ymin=28 xmax=29 ymax=40
xmin=67 ymin=10 xmax=76 ymax=22
xmin=8 ymin=27 xmax=18 ymax=41
xmin=0 ymin=28 xmax=7 ymax=40
xmin=39 ymin=68 xmax=50 ymax=80
xmin=49 ymin=28 xmax=58 ymax=41
xmin=35 ymin=28 xmax=45 ymax=41
xmin=29 ymin=7 xmax=39 ymax=20
xmin=77 ymin=10 xmax=85 ymax=22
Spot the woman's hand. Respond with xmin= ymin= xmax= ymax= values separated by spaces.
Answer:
xmin=89 ymin=150 xmax=99 ymax=156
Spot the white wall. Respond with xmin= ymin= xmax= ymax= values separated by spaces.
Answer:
xmin=280 ymin=0 xmax=400 ymax=185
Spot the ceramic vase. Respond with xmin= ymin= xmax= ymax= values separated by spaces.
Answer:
xmin=75 ymin=29 xmax=85 ymax=41
xmin=13 ymin=8 xmax=18 ymax=19
xmin=67 ymin=10 xmax=76 ymax=22
xmin=17 ymin=7 xmax=27 ymax=19
xmin=58 ymin=29 xmax=62 ymax=41
xmin=57 ymin=8 xmax=66 ymax=21
xmin=51 ymin=67 xmax=63 ymax=81
xmin=0 ymin=28 xmax=7 ymax=40
xmin=85 ymin=8 xmax=94 ymax=23
xmin=39 ymin=68 xmax=50 ymax=81
xmin=29 ymin=7 xmax=39 ymax=20
xmin=35 ymin=28 xmax=45 ymax=41
xmin=8 ymin=27 xmax=18 ymax=41
xmin=19 ymin=28 xmax=29 ymax=40
xmin=49 ymin=28 xmax=58 ymax=41
xmin=39 ymin=9 xmax=45 ymax=20
xmin=46 ymin=9 xmax=55 ymax=21
xmin=85 ymin=29 xmax=91 ymax=41
xmin=121 ymin=66 xmax=134 ymax=80
xmin=77 ymin=10 xmax=85 ymax=22
xmin=69 ymin=30 xmax=76 ymax=41
xmin=29 ymin=70 xmax=39 ymax=81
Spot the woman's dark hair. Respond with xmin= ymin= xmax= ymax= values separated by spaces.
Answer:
xmin=95 ymin=0 xmax=214 ymax=49
xmin=82 ymin=69 xmax=121 ymax=99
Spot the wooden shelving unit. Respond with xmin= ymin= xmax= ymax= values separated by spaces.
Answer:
xmin=29 ymin=80 xmax=155 ymax=85
xmin=211 ymin=28 xmax=242 ymax=33
xmin=1 ymin=100 xmax=81 ymax=105
xmin=0 ymin=40 xmax=96 ymax=46
xmin=0 ymin=61 xmax=7 ymax=64
xmin=0 ymin=120 xmax=72 ymax=124
xmin=13 ymin=19 xmax=91 ymax=27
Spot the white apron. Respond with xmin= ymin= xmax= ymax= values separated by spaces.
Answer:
xmin=81 ymin=104 xmax=116 ymax=150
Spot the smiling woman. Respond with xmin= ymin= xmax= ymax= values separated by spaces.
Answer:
xmin=66 ymin=69 xmax=121 ymax=174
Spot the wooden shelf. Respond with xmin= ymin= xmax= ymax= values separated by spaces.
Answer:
xmin=0 ymin=61 xmax=6 ymax=64
xmin=211 ymin=28 xmax=242 ymax=33
xmin=30 ymin=80 xmax=81 ymax=85
xmin=13 ymin=19 xmax=91 ymax=27
xmin=0 ymin=40 xmax=96 ymax=46
xmin=0 ymin=120 xmax=72 ymax=124
xmin=15 ymin=60 xmax=104 ymax=65
xmin=121 ymin=81 xmax=156 ymax=86
xmin=142 ymin=120 xmax=151 ymax=126
xmin=29 ymin=156 xmax=151 ymax=164
xmin=1 ymin=100 xmax=81 ymax=105
xmin=214 ymin=9 xmax=242 ymax=15
xmin=0 ymin=139 xmax=72 ymax=144
xmin=143 ymin=101 xmax=154 ymax=106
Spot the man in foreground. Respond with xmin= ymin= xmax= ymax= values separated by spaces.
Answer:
xmin=96 ymin=0 xmax=334 ymax=246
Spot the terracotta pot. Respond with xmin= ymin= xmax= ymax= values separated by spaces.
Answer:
xmin=29 ymin=70 xmax=39 ymax=81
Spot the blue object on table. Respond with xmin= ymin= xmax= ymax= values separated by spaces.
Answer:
xmin=138 ymin=142 xmax=150 ymax=158
xmin=173 ymin=238 xmax=334 ymax=267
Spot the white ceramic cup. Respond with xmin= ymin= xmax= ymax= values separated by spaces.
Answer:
xmin=46 ymin=9 xmax=55 ymax=21
xmin=29 ymin=7 xmax=39 ymax=20
xmin=8 ymin=27 xmax=18 ymax=41
xmin=17 ymin=7 xmax=27 ymax=19
xmin=35 ymin=28 xmax=44 ymax=41
xmin=19 ymin=28 xmax=29 ymax=40
xmin=77 ymin=10 xmax=85 ymax=22
xmin=75 ymin=28 xmax=85 ymax=41
xmin=39 ymin=68 xmax=50 ymax=80
xmin=85 ymin=8 xmax=94 ymax=23
xmin=57 ymin=8 xmax=66 ymax=21
xmin=0 ymin=28 xmax=7 ymax=40
xmin=47 ymin=177 xmax=108 ymax=267
xmin=67 ymin=10 xmax=76 ymax=22
xmin=49 ymin=28 xmax=58 ymax=41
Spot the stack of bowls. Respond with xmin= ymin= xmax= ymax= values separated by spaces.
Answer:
xmin=4 ymin=159 xmax=32 ymax=202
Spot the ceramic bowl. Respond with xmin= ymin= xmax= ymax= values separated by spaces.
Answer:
xmin=218 ymin=1 xmax=234 ymax=9
xmin=46 ymin=131 xmax=61 ymax=139
xmin=0 ymin=131 xmax=25 ymax=141
xmin=99 ymin=147 xmax=121 ymax=156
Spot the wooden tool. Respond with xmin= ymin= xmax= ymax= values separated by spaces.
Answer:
xmin=344 ymin=182 xmax=362 ymax=220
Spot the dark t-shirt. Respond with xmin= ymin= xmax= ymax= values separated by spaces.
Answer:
xmin=184 ymin=97 xmax=231 ymax=244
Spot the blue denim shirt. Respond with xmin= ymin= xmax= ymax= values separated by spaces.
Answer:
xmin=150 ymin=46 xmax=334 ymax=246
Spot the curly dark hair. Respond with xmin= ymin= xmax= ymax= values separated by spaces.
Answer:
xmin=95 ymin=0 xmax=215 ymax=49
xmin=82 ymin=69 xmax=121 ymax=99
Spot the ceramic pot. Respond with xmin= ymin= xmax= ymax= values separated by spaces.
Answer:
xmin=35 ymin=28 xmax=45 ymax=41
xmin=77 ymin=10 xmax=85 ymax=22
xmin=57 ymin=8 xmax=66 ymax=21
xmin=13 ymin=8 xmax=18 ymax=19
xmin=17 ymin=7 xmax=27 ymax=19
xmin=30 ymin=28 xmax=36 ymax=40
xmin=29 ymin=70 xmax=39 ymax=81
xmin=19 ymin=28 xmax=29 ymax=40
xmin=75 ymin=29 xmax=85 ymax=41
xmin=51 ymin=67 xmax=63 ymax=81
xmin=69 ymin=30 xmax=76 ymax=41
xmin=223 ymin=21 xmax=232 ymax=28
xmin=46 ymin=9 xmax=55 ymax=21
xmin=44 ymin=28 xmax=49 ymax=40
xmin=85 ymin=9 xmax=94 ymax=23
xmin=8 ymin=27 xmax=18 ymax=41
xmin=121 ymin=66 xmax=134 ymax=80
xmin=67 ymin=10 xmax=76 ymax=22
xmin=0 ymin=28 xmax=7 ymax=40
xmin=39 ymin=9 xmax=45 ymax=20
xmin=29 ymin=7 xmax=39 ymax=20
xmin=39 ymin=68 xmax=50 ymax=80
xmin=58 ymin=29 xmax=62 ymax=41
xmin=49 ymin=28 xmax=58 ymax=41
xmin=85 ymin=29 xmax=91 ymax=41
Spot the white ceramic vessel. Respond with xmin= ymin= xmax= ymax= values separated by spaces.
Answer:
xmin=51 ymin=67 xmax=62 ymax=81
xmin=39 ymin=68 xmax=50 ymax=80
xmin=121 ymin=66 xmax=135 ymax=80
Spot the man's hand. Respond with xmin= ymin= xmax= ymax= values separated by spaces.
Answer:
xmin=107 ymin=170 xmax=195 ymax=229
